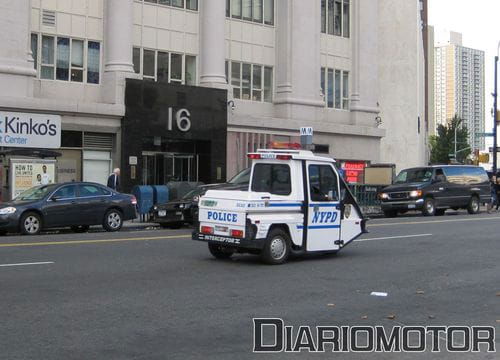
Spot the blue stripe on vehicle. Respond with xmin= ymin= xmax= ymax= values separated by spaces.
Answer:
xmin=296 ymin=225 xmax=340 ymax=230
xmin=268 ymin=203 xmax=303 ymax=207
xmin=309 ymin=203 xmax=340 ymax=207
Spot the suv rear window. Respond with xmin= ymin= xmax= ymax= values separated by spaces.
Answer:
xmin=251 ymin=164 xmax=291 ymax=196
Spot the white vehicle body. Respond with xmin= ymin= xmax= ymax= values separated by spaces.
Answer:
xmin=193 ymin=149 xmax=367 ymax=264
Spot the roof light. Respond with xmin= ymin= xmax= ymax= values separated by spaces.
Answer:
xmin=276 ymin=155 xmax=292 ymax=160
xmin=248 ymin=154 xmax=262 ymax=160
xmin=270 ymin=141 xmax=302 ymax=150
xmin=247 ymin=153 xmax=293 ymax=160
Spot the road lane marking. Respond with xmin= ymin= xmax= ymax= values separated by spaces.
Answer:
xmin=0 ymin=261 xmax=54 ymax=267
xmin=369 ymin=216 xmax=498 ymax=227
xmin=0 ymin=235 xmax=191 ymax=248
xmin=355 ymin=234 xmax=432 ymax=242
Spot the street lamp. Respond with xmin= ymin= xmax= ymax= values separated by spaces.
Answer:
xmin=493 ymin=41 xmax=500 ymax=174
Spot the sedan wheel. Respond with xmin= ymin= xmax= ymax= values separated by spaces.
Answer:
xmin=103 ymin=209 xmax=123 ymax=232
xmin=21 ymin=212 xmax=42 ymax=235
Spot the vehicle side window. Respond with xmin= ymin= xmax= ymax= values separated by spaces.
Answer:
xmin=79 ymin=185 xmax=109 ymax=197
xmin=443 ymin=167 xmax=464 ymax=184
xmin=434 ymin=168 xmax=447 ymax=182
xmin=461 ymin=167 xmax=489 ymax=184
xmin=309 ymin=165 xmax=339 ymax=202
xmin=251 ymin=164 xmax=291 ymax=196
xmin=52 ymin=185 xmax=77 ymax=199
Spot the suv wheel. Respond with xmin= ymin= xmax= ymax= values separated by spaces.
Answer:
xmin=103 ymin=209 xmax=123 ymax=232
xmin=467 ymin=196 xmax=480 ymax=214
xmin=261 ymin=228 xmax=291 ymax=265
xmin=422 ymin=198 xmax=436 ymax=216
xmin=20 ymin=212 xmax=42 ymax=235
xmin=208 ymin=243 xmax=235 ymax=259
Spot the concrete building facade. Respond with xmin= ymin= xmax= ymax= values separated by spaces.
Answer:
xmin=0 ymin=0 xmax=429 ymax=197
xmin=434 ymin=32 xmax=485 ymax=151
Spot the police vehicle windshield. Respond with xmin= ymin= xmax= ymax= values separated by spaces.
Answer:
xmin=394 ymin=168 xmax=433 ymax=184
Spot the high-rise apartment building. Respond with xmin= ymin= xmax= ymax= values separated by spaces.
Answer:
xmin=434 ymin=32 xmax=485 ymax=150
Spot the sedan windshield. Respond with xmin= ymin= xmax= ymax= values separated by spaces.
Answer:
xmin=15 ymin=185 xmax=57 ymax=201
xmin=228 ymin=168 xmax=250 ymax=184
xmin=394 ymin=168 xmax=433 ymax=184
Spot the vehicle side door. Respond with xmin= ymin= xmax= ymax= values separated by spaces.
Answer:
xmin=431 ymin=168 xmax=451 ymax=207
xmin=306 ymin=162 xmax=341 ymax=252
xmin=42 ymin=184 xmax=80 ymax=227
xmin=442 ymin=167 xmax=469 ymax=207
xmin=77 ymin=184 xmax=112 ymax=224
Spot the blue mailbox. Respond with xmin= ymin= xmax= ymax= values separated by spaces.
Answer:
xmin=152 ymin=185 xmax=169 ymax=205
xmin=131 ymin=186 xmax=154 ymax=215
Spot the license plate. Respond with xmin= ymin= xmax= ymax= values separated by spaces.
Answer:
xmin=158 ymin=210 xmax=167 ymax=217
xmin=408 ymin=204 xmax=416 ymax=209
xmin=215 ymin=226 xmax=228 ymax=232
xmin=175 ymin=211 xmax=182 ymax=216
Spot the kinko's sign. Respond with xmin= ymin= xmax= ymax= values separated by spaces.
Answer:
xmin=0 ymin=112 xmax=61 ymax=148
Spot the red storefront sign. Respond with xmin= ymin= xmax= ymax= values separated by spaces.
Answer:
xmin=342 ymin=161 xmax=367 ymax=184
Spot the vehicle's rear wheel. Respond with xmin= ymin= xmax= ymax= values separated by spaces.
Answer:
xmin=103 ymin=209 xmax=123 ymax=232
xmin=422 ymin=198 xmax=436 ymax=216
xmin=383 ymin=210 xmax=398 ymax=218
xmin=261 ymin=228 xmax=291 ymax=265
xmin=20 ymin=212 xmax=42 ymax=235
xmin=467 ymin=196 xmax=480 ymax=214
xmin=71 ymin=225 xmax=90 ymax=233
xmin=435 ymin=209 xmax=446 ymax=216
xmin=208 ymin=243 xmax=235 ymax=259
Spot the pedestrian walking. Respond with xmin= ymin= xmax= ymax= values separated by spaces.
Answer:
xmin=107 ymin=168 xmax=121 ymax=191
xmin=487 ymin=175 xmax=497 ymax=213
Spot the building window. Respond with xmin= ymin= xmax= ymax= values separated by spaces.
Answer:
xmin=34 ymin=34 xmax=100 ymax=84
xmin=321 ymin=0 xmax=350 ymax=37
xmin=227 ymin=61 xmax=273 ymax=103
xmin=141 ymin=0 xmax=197 ymax=10
xmin=226 ymin=0 xmax=274 ymax=25
xmin=321 ymin=67 xmax=349 ymax=110
xmin=133 ymin=47 xmax=197 ymax=85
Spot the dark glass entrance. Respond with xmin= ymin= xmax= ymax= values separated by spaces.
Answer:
xmin=142 ymin=152 xmax=198 ymax=184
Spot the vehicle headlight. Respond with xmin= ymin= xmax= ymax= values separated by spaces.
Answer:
xmin=379 ymin=193 xmax=389 ymax=200
xmin=153 ymin=206 xmax=158 ymax=211
xmin=0 ymin=207 xmax=17 ymax=215
xmin=179 ymin=204 xmax=185 ymax=209
xmin=409 ymin=190 xmax=423 ymax=198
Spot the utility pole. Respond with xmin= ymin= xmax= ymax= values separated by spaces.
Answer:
xmin=454 ymin=124 xmax=458 ymax=160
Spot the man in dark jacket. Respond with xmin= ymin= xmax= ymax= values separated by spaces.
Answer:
xmin=107 ymin=168 xmax=121 ymax=191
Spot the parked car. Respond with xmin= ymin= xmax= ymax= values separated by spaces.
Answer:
xmin=152 ymin=168 xmax=251 ymax=228
xmin=379 ymin=165 xmax=490 ymax=217
xmin=0 ymin=182 xmax=137 ymax=235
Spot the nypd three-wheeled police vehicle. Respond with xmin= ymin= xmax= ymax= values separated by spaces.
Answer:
xmin=192 ymin=148 xmax=368 ymax=264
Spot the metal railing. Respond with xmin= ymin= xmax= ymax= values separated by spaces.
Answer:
xmin=348 ymin=184 xmax=386 ymax=214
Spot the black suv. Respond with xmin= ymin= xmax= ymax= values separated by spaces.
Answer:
xmin=379 ymin=165 xmax=490 ymax=217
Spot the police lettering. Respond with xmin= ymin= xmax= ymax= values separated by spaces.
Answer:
xmin=312 ymin=211 xmax=338 ymax=224
xmin=207 ymin=211 xmax=238 ymax=223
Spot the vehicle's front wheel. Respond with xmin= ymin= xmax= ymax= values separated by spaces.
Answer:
xmin=20 ymin=212 xmax=42 ymax=235
xmin=208 ymin=243 xmax=235 ymax=259
xmin=422 ymin=198 xmax=436 ymax=216
xmin=261 ymin=228 xmax=291 ymax=265
xmin=103 ymin=209 xmax=123 ymax=232
xmin=71 ymin=225 xmax=90 ymax=233
xmin=467 ymin=196 xmax=480 ymax=214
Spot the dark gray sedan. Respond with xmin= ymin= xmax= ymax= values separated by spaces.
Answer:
xmin=0 ymin=182 xmax=137 ymax=235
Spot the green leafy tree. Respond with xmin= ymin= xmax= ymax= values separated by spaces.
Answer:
xmin=429 ymin=115 xmax=471 ymax=164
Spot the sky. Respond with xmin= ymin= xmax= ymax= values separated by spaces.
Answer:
xmin=428 ymin=0 xmax=500 ymax=146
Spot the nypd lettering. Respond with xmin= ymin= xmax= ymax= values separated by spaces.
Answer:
xmin=207 ymin=211 xmax=238 ymax=223
xmin=312 ymin=211 xmax=338 ymax=224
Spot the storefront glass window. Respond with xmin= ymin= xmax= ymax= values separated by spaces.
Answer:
xmin=71 ymin=39 xmax=84 ymax=82
xmin=56 ymin=37 xmax=70 ymax=81
xmin=87 ymin=41 xmax=100 ymax=84
xmin=342 ymin=71 xmax=349 ymax=109
xmin=232 ymin=0 xmax=242 ymax=18
xmin=186 ymin=0 xmax=198 ymax=10
xmin=321 ymin=0 xmax=350 ymax=37
xmin=171 ymin=0 xmax=184 ymax=8
xmin=334 ymin=0 xmax=342 ymax=36
xmin=242 ymin=0 xmax=252 ymax=21
xmin=320 ymin=67 xmax=326 ymax=103
xmin=327 ymin=69 xmax=334 ymax=108
xmin=157 ymin=51 xmax=169 ymax=82
xmin=185 ymin=55 xmax=197 ymax=85
xmin=264 ymin=0 xmax=274 ymax=25
xmin=170 ymin=53 xmax=183 ymax=83
xmin=343 ymin=0 xmax=350 ymax=37
xmin=253 ymin=0 xmax=263 ymax=22
xmin=321 ymin=0 xmax=326 ymax=33
xmin=327 ymin=0 xmax=334 ymax=35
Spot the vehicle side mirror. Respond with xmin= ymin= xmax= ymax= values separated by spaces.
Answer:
xmin=51 ymin=196 xmax=61 ymax=202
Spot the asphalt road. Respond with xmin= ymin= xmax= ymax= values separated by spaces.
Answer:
xmin=0 ymin=211 xmax=499 ymax=359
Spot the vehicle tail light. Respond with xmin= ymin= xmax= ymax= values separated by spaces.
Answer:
xmin=231 ymin=229 xmax=244 ymax=238
xmin=248 ymin=154 xmax=261 ymax=160
xmin=201 ymin=226 xmax=214 ymax=235
xmin=131 ymin=195 xmax=138 ymax=205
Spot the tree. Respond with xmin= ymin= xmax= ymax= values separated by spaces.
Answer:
xmin=429 ymin=115 xmax=471 ymax=164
